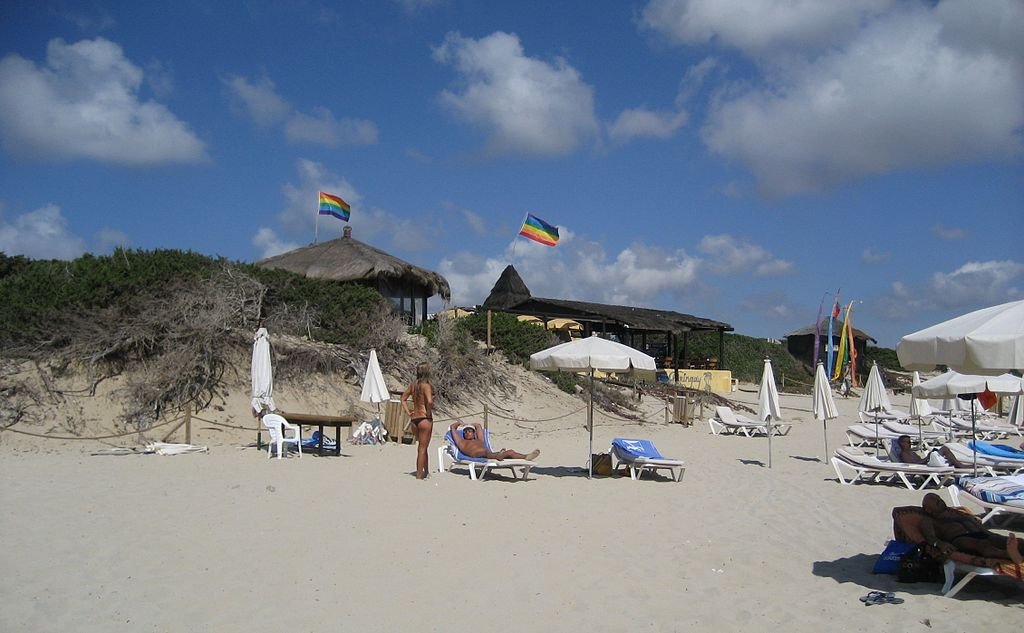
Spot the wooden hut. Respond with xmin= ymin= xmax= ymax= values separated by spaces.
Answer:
xmin=482 ymin=265 xmax=732 ymax=372
xmin=784 ymin=320 xmax=876 ymax=375
xmin=257 ymin=226 xmax=450 ymax=325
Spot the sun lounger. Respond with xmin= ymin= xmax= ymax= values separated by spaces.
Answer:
xmin=949 ymin=475 xmax=1024 ymax=524
xmin=944 ymin=443 xmax=1024 ymax=476
xmin=880 ymin=419 xmax=950 ymax=440
xmin=708 ymin=406 xmax=790 ymax=437
xmin=610 ymin=438 xmax=685 ymax=482
xmin=831 ymin=446 xmax=954 ymax=490
xmin=942 ymin=416 xmax=1022 ymax=440
xmin=845 ymin=423 xmax=907 ymax=448
xmin=436 ymin=428 xmax=535 ymax=481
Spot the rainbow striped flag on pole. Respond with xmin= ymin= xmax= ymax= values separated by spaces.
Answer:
xmin=518 ymin=213 xmax=559 ymax=246
xmin=319 ymin=191 xmax=351 ymax=222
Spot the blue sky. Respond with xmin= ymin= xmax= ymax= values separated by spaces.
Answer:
xmin=1 ymin=0 xmax=1021 ymax=348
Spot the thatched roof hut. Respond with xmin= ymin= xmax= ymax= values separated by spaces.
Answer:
xmin=784 ymin=320 xmax=876 ymax=374
xmin=258 ymin=226 xmax=450 ymax=324
xmin=481 ymin=265 xmax=733 ymax=368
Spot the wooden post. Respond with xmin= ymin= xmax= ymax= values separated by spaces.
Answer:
xmin=487 ymin=310 xmax=492 ymax=353
xmin=483 ymin=404 xmax=489 ymax=431
xmin=185 ymin=402 xmax=192 ymax=445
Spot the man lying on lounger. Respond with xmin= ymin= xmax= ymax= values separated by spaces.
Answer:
xmin=920 ymin=493 xmax=1023 ymax=564
xmin=894 ymin=435 xmax=970 ymax=469
xmin=449 ymin=422 xmax=540 ymax=461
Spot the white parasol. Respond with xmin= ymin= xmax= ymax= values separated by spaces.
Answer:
xmin=858 ymin=362 xmax=890 ymax=456
xmin=1009 ymin=394 xmax=1023 ymax=428
xmin=897 ymin=299 xmax=1024 ymax=375
xmin=908 ymin=371 xmax=933 ymax=444
xmin=530 ymin=335 xmax=657 ymax=478
xmin=360 ymin=349 xmax=390 ymax=407
xmin=812 ymin=361 xmax=838 ymax=459
xmin=251 ymin=327 xmax=275 ymax=415
xmin=757 ymin=358 xmax=783 ymax=468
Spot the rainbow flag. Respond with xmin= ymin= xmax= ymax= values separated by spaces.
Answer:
xmin=319 ymin=191 xmax=350 ymax=222
xmin=519 ymin=213 xmax=559 ymax=246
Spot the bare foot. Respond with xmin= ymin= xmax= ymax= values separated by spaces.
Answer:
xmin=1009 ymin=533 xmax=1023 ymax=564
xmin=526 ymin=449 xmax=540 ymax=461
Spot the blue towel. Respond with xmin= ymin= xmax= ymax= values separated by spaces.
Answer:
xmin=612 ymin=438 xmax=664 ymax=460
xmin=956 ymin=475 xmax=1024 ymax=505
xmin=301 ymin=430 xmax=337 ymax=449
xmin=446 ymin=430 xmax=489 ymax=463
xmin=968 ymin=440 xmax=1024 ymax=460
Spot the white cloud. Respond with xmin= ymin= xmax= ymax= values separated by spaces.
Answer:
xmin=225 ymin=73 xmax=378 ymax=147
xmin=94 ymin=228 xmax=129 ymax=252
xmin=433 ymin=31 xmax=599 ymax=156
xmin=738 ymin=290 xmax=794 ymax=320
xmin=284 ymin=107 xmax=379 ymax=146
xmin=879 ymin=259 xmax=1024 ymax=319
xmin=607 ymin=108 xmax=687 ymax=144
xmin=224 ymin=74 xmax=290 ymax=126
xmin=0 ymin=38 xmax=207 ymax=165
xmin=277 ymin=159 xmax=362 ymax=235
xmin=697 ymin=234 xmax=792 ymax=276
xmin=252 ymin=227 xmax=300 ymax=259
xmin=931 ymin=224 xmax=970 ymax=240
xmin=698 ymin=3 xmax=1024 ymax=196
xmin=862 ymin=247 xmax=889 ymax=263
xmin=641 ymin=0 xmax=893 ymax=57
xmin=0 ymin=204 xmax=87 ymax=260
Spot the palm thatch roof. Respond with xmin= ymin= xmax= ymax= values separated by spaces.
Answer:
xmin=785 ymin=320 xmax=876 ymax=343
xmin=482 ymin=265 xmax=731 ymax=333
xmin=257 ymin=227 xmax=450 ymax=301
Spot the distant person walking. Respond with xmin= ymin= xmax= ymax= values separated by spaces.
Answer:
xmin=401 ymin=362 xmax=434 ymax=480
xmin=841 ymin=362 xmax=852 ymax=398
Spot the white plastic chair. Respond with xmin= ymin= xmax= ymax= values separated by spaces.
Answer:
xmin=261 ymin=413 xmax=302 ymax=459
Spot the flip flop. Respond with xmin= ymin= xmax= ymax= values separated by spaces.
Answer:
xmin=860 ymin=591 xmax=904 ymax=606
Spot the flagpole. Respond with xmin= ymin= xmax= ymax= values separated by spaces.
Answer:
xmin=314 ymin=192 xmax=320 ymax=244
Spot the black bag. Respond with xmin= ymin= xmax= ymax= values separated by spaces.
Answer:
xmin=896 ymin=544 xmax=943 ymax=583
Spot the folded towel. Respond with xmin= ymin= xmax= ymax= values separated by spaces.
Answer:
xmin=612 ymin=438 xmax=664 ymax=460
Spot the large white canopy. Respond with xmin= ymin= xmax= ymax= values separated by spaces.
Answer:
xmin=897 ymin=300 xmax=1024 ymax=375
xmin=529 ymin=334 xmax=657 ymax=374
xmin=531 ymin=335 xmax=656 ymax=478
xmin=911 ymin=370 xmax=1023 ymax=399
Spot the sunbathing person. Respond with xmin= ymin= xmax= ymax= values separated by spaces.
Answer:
xmin=920 ymin=493 xmax=1023 ymax=564
xmin=450 ymin=422 xmax=540 ymax=461
xmin=894 ymin=435 xmax=970 ymax=469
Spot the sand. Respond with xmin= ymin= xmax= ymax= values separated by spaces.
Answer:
xmin=1 ymin=370 xmax=1021 ymax=633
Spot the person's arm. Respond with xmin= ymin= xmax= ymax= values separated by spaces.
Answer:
xmin=920 ymin=517 xmax=955 ymax=557
xmin=899 ymin=447 xmax=927 ymax=465
xmin=422 ymin=383 xmax=434 ymax=415
xmin=400 ymin=385 xmax=413 ymax=415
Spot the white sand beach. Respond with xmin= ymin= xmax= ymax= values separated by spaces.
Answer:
xmin=1 ymin=369 xmax=1021 ymax=633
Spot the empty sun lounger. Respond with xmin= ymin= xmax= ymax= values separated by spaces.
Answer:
xmin=945 ymin=443 xmax=1024 ymax=476
xmin=436 ymin=427 xmax=535 ymax=481
xmin=610 ymin=438 xmax=685 ymax=482
xmin=831 ymin=446 xmax=954 ymax=490
xmin=708 ymin=406 xmax=790 ymax=437
xmin=949 ymin=475 xmax=1024 ymax=524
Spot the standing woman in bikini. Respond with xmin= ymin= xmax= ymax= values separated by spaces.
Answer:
xmin=401 ymin=362 xmax=434 ymax=479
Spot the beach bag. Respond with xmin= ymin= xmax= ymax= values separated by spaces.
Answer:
xmin=897 ymin=544 xmax=942 ymax=583
xmin=873 ymin=540 xmax=915 ymax=575
xmin=591 ymin=453 xmax=613 ymax=476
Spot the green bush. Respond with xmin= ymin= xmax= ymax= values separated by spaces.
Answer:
xmin=682 ymin=331 xmax=812 ymax=389
xmin=456 ymin=311 xmax=558 ymax=365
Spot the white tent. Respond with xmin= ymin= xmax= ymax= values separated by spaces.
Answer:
xmin=897 ymin=300 xmax=1024 ymax=375
xmin=758 ymin=358 xmax=783 ymax=468
xmin=812 ymin=362 xmax=838 ymax=459
xmin=530 ymin=335 xmax=656 ymax=478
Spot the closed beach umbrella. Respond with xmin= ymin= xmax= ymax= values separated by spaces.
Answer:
xmin=360 ymin=348 xmax=390 ymax=408
xmin=758 ymin=358 xmax=782 ymax=468
xmin=897 ymin=299 xmax=1024 ymax=375
xmin=812 ymin=361 xmax=838 ymax=459
xmin=859 ymin=362 xmax=890 ymax=455
xmin=908 ymin=371 xmax=933 ymax=444
xmin=251 ymin=327 xmax=275 ymax=415
xmin=530 ymin=335 xmax=657 ymax=478
xmin=1009 ymin=394 xmax=1023 ymax=427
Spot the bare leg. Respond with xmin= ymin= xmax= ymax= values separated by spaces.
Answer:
xmin=1010 ymin=533 xmax=1023 ymax=564
xmin=415 ymin=420 xmax=433 ymax=479
xmin=488 ymin=448 xmax=540 ymax=460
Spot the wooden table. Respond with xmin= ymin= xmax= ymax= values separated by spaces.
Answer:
xmin=279 ymin=412 xmax=356 ymax=456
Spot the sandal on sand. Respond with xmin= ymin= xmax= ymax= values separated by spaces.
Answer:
xmin=859 ymin=591 xmax=904 ymax=606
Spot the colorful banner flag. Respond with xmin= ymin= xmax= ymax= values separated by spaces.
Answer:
xmin=518 ymin=213 xmax=559 ymax=246
xmin=319 ymin=191 xmax=351 ymax=222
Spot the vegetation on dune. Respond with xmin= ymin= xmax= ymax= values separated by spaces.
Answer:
xmin=682 ymin=331 xmax=813 ymax=391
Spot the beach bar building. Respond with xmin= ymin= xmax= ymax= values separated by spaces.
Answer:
xmin=257 ymin=226 xmax=450 ymax=326
xmin=482 ymin=266 xmax=734 ymax=391
xmin=784 ymin=320 xmax=876 ymax=375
